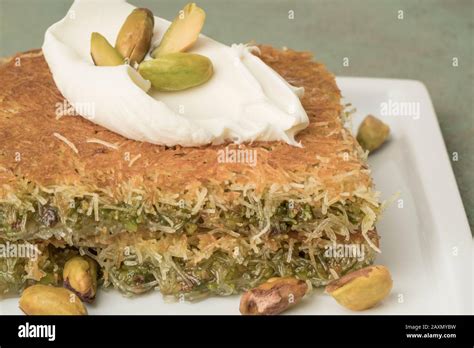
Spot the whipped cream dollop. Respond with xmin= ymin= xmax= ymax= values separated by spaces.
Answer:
xmin=42 ymin=0 xmax=309 ymax=147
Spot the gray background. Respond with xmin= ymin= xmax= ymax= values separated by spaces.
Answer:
xmin=0 ymin=0 xmax=472 ymax=231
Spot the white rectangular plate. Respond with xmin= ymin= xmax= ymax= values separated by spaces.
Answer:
xmin=1 ymin=77 xmax=472 ymax=315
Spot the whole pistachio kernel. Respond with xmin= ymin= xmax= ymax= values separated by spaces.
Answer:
xmin=139 ymin=52 xmax=213 ymax=91
xmin=19 ymin=284 xmax=87 ymax=315
xmin=356 ymin=115 xmax=390 ymax=152
xmin=63 ymin=256 xmax=98 ymax=303
xmin=240 ymin=277 xmax=308 ymax=315
xmin=91 ymin=32 xmax=124 ymax=66
xmin=151 ymin=3 xmax=206 ymax=58
xmin=115 ymin=8 xmax=155 ymax=65
xmin=325 ymin=265 xmax=393 ymax=311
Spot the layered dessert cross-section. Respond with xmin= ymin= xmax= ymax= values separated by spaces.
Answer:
xmin=0 ymin=47 xmax=382 ymax=299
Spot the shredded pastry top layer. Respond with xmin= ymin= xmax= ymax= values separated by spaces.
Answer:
xmin=0 ymin=47 xmax=372 ymax=203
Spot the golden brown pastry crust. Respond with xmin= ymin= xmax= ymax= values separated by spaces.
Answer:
xmin=0 ymin=47 xmax=371 ymax=203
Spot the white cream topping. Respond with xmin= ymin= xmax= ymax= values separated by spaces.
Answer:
xmin=42 ymin=0 xmax=309 ymax=147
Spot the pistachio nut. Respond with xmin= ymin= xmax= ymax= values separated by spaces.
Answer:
xmin=91 ymin=32 xmax=124 ymax=66
xmin=151 ymin=3 xmax=205 ymax=57
xmin=63 ymin=256 xmax=98 ymax=303
xmin=239 ymin=277 xmax=308 ymax=315
xmin=139 ymin=52 xmax=213 ymax=91
xmin=115 ymin=8 xmax=155 ymax=65
xmin=356 ymin=115 xmax=390 ymax=152
xmin=19 ymin=284 xmax=87 ymax=315
xmin=325 ymin=265 xmax=393 ymax=311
